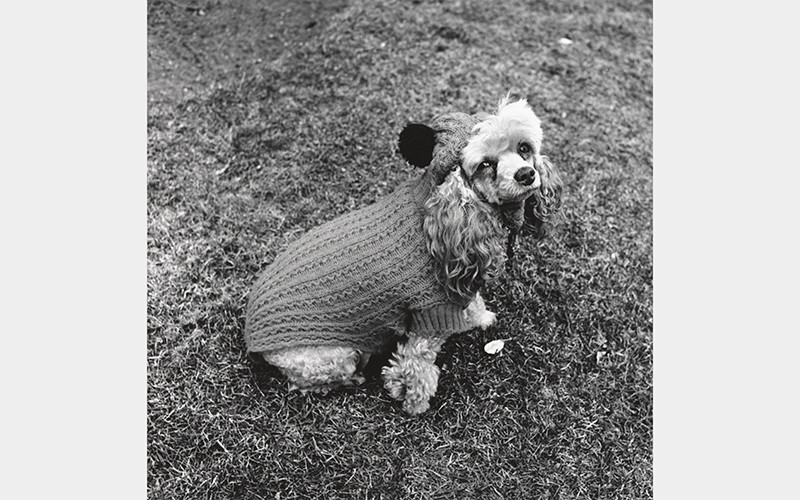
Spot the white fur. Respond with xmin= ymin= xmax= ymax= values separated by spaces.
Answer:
xmin=262 ymin=98 xmax=555 ymax=415
xmin=264 ymin=346 xmax=367 ymax=393
xmin=382 ymin=335 xmax=444 ymax=415
xmin=461 ymin=97 xmax=544 ymax=204
xmin=380 ymin=292 xmax=495 ymax=415
xmin=464 ymin=291 xmax=497 ymax=329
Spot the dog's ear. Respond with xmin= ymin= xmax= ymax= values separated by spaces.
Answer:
xmin=424 ymin=171 xmax=506 ymax=305
xmin=399 ymin=123 xmax=436 ymax=168
xmin=522 ymin=200 xmax=547 ymax=239
xmin=522 ymin=155 xmax=564 ymax=239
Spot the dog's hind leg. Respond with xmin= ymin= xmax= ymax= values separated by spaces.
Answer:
xmin=263 ymin=346 xmax=367 ymax=394
xmin=381 ymin=334 xmax=445 ymax=415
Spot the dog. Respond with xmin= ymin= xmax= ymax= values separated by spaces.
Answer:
xmin=244 ymin=96 xmax=563 ymax=415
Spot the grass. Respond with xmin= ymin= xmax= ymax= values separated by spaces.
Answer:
xmin=147 ymin=0 xmax=652 ymax=498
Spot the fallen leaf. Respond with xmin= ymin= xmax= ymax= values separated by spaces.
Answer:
xmin=484 ymin=339 xmax=505 ymax=355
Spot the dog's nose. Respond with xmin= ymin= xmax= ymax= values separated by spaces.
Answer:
xmin=514 ymin=167 xmax=536 ymax=186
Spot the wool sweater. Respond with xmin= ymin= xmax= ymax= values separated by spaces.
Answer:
xmin=244 ymin=173 xmax=475 ymax=355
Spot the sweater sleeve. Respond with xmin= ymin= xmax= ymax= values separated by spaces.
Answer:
xmin=408 ymin=303 xmax=474 ymax=338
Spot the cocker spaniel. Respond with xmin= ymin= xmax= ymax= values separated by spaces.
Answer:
xmin=244 ymin=96 xmax=563 ymax=415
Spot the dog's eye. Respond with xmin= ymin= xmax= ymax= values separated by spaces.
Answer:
xmin=518 ymin=143 xmax=531 ymax=155
xmin=476 ymin=160 xmax=497 ymax=180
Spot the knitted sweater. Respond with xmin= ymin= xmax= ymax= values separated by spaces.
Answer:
xmin=244 ymin=173 xmax=475 ymax=355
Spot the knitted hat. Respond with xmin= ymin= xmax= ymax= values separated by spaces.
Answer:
xmin=398 ymin=111 xmax=526 ymax=234
xmin=398 ymin=112 xmax=482 ymax=185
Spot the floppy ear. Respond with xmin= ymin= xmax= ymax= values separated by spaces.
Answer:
xmin=399 ymin=123 xmax=436 ymax=168
xmin=423 ymin=171 xmax=506 ymax=305
xmin=522 ymin=155 xmax=564 ymax=239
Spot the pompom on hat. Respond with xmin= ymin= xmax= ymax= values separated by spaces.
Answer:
xmin=399 ymin=112 xmax=482 ymax=186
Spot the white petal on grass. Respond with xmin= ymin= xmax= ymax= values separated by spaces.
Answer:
xmin=484 ymin=339 xmax=506 ymax=355
xmin=558 ymin=37 xmax=573 ymax=45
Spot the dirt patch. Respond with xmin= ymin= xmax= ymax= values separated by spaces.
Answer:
xmin=147 ymin=0 xmax=349 ymax=105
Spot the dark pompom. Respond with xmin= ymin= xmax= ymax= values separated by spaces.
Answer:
xmin=399 ymin=123 xmax=436 ymax=168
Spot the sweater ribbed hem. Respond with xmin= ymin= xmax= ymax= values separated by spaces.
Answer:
xmin=409 ymin=303 xmax=471 ymax=337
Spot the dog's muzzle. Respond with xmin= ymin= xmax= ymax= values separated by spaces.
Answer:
xmin=514 ymin=167 xmax=537 ymax=186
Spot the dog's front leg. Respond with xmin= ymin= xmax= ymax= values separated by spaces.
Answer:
xmin=382 ymin=334 xmax=445 ymax=415
xmin=464 ymin=291 xmax=497 ymax=330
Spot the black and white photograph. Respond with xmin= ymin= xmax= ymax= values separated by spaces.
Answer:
xmin=7 ymin=1 xmax=800 ymax=499
xmin=146 ymin=0 xmax=653 ymax=498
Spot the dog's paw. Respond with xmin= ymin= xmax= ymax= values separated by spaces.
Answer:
xmin=475 ymin=309 xmax=497 ymax=330
xmin=403 ymin=396 xmax=430 ymax=416
xmin=381 ymin=364 xmax=406 ymax=401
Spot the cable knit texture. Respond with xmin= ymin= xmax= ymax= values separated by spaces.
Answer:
xmin=244 ymin=172 xmax=475 ymax=355
xmin=428 ymin=113 xmax=482 ymax=184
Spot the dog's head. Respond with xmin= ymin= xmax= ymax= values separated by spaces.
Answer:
xmin=462 ymin=97 xmax=545 ymax=205
xmin=398 ymin=97 xmax=563 ymax=302
xmin=399 ymin=97 xmax=563 ymax=237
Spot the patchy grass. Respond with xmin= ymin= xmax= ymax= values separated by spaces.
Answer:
xmin=147 ymin=0 xmax=652 ymax=498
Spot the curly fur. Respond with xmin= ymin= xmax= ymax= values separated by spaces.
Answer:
xmin=423 ymin=170 xmax=506 ymax=305
xmin=257 ymin=97 xmax=563 ymax=416
xmin=382 ymin=335 xmax=444 ymax=415
xmin=381 ymin=292 xmax=496 ymax=415
xmin=522 ymin=155 xmax=564 ymax=238
xmin=463 ymin=291 xmax=497 ymax=328
xmin=264 ymin=346 xmax=367 ymax=393
xmin=380 ymin=97 xmax=563 ymax=415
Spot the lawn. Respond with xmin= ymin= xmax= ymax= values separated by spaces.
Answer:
xmin=147 ymin=0 xmax=652 ymax=498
